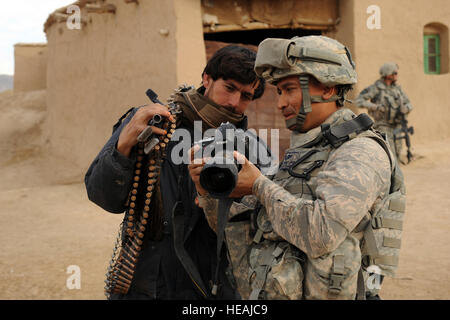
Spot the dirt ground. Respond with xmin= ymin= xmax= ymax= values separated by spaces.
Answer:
xmin=0 ymin=90 xmax=449 ymax=300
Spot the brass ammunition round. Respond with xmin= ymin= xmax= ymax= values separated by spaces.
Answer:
xmin=112 ymin=285 xmax=127 ymax=293
xmin=145 ymin=199 xmax=150 ymax=205
xmin=127 ymin=245 xmax=138 ymax=256
xmin=134 ymin=176 xmax=139 ymax=182
xmin=129 ymin=202 xmax=135 ymax=208
xmin=131 ymin=196 xmax=136 ymax=202
xmin=122 ymin=261 xmax=135 ymax=272
xmin=130 ymin=241 xmax=141 ymax=252
xmin=117 ymin=266 xmax=133 ymax=279
xmin=135 ymin=169 xmax=141 ymax=175
xmin=144 ymin=205 xmax=150 ymax=211
xmin=131 ymin=189 xmax=138 ymax=195
xmin=117 ymin=275 xmax=132 ymax=284
xmin=142 ymin=212 xmax=149 ymax=219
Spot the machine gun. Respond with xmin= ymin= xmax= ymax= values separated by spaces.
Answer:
xmin=394 ymin=111 xmax=414 ymax=163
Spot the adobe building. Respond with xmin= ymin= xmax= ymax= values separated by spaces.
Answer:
xmin=13 ymin=43 xmax=47 ymax=92
xmin=40 ymin=0 xmax=449 ymax=172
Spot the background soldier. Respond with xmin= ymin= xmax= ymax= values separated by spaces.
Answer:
xmin=191 ymin=36 xmax=406 ymax=300
xmin=355 ymin=63 xmax=414 ymax=163
xmin=85 ymin=45 xmax=265 ymax=300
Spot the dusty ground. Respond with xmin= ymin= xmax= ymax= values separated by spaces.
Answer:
xmin=0 ymin=90 xmax=449 ymax=300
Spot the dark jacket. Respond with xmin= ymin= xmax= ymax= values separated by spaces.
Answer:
xmin=85 ymin=107 xmax=240 ymax=300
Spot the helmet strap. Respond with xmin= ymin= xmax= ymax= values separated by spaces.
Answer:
xmin=286 ymin=75 xmax=340 ymax=132
xmin=285 ymin=75 xmax=310 ymax=132
xmin=285 ymin=75 xmax=341 ymax=132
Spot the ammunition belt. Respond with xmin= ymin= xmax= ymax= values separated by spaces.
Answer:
xmin=104 ymin=104 xmax=179 ymax=298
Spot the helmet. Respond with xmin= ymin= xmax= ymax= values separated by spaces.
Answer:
xmin=254 ymin=36 xmax=357 ymax=132
xmin=379 ymin=62 xmax=399 ymax=77
xmin=254 ymin=35 xmax=357 ymax=86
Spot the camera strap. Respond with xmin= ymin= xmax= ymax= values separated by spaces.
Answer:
xmin=172 ymin=165 xmax=211 ymax=299
xmin=212 ymin=197 xmax=234 ymax=296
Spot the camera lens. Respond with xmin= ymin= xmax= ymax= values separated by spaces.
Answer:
xmin=199 ymin=162 xmax=238 ymax=198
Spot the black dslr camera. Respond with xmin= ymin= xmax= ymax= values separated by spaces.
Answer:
xmin=195 ymin=122 xmax=271 ymax=198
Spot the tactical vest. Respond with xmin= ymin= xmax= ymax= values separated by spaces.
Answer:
xmin=371 ymin=81 xmax=404 ymax=126
xmin=225 ymin=111 xmax=406 ymax=300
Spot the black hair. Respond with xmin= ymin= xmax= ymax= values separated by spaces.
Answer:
xmin=202 ymin=45 xmax=265 ymax=100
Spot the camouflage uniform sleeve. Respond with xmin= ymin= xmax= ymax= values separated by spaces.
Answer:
xmin=252 ymin=137 xmax=391 ymax=259
xmin=197 ymin=194 xmax=220 ymax=232
xmin=398 ymin=86 xmax=413 ymax=114
xmin=198 ymin=194 xmax=258 ymax=233
xmin=355 ymin=84 xmax=379 ymax=109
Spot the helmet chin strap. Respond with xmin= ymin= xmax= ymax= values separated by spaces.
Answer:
xmin=285 ymin=75 xmax=340 ymax=132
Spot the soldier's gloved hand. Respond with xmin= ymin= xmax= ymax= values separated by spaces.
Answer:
xmin=117 ymin=104 xmax=174 ymax=158
xmin=400 ymin=104 xmax=408 ymax=114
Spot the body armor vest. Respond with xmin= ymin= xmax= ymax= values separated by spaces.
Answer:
xmin=370 ymin=81 xmax=404 ymax=127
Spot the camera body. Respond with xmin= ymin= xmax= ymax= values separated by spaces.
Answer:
xmin=195 ymin=122 xmax=251 ymax=198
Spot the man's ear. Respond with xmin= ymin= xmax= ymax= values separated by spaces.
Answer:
xmin=202 ymin=73 xmax=212 ymax=89
xmin=322 ymin=86 xmax=337 ymax=100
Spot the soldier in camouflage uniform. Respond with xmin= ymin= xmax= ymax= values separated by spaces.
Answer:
xmin=355 ymin=63 xmax=413 ymax=162
xmin=189 ymin=36 xmax=406 ymax=300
